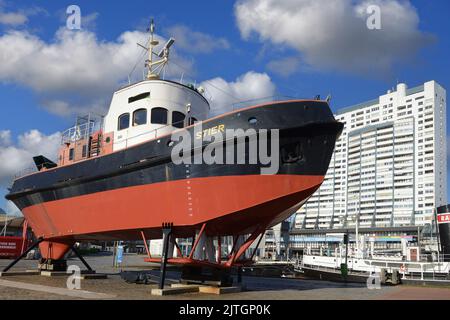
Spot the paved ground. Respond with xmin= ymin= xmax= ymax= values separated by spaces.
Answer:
xmin=1 ymin=254 xmax=450 ymax=300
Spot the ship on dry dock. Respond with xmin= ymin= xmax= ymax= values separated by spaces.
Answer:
xmin=4 ymin=21 xmax=343 ymax=278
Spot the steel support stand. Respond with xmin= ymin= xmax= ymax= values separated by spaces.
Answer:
xmin=2 ymin=238 xmax=44 ymax=273
xmin=159 ymin=222 xmax=173 ymax=289
xmin=237 ymin=266 xmax=242 ymax=284
xmin=71 ymin=246 xmax=93 ymax=272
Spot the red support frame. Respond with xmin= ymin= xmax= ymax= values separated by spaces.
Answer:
xmin=143 ymin=223 xmax=268 ymax=269
xmin=249 ymin=233 xmax=264 ymax=261
xmin=188 ymin=223 xmax=206 ymax=259
xmin=226 ymin=226 xmax=265 ymax=267
xmin=172 ymin=238 xmax=183 ymax=258
xmin=227 ymin=235 xmax=239 ymax=260
xmin=140 ymin=230 xmax=152 ymax=259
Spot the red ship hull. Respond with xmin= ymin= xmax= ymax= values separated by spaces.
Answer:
xmin=24 ymin=174 xmax=323 ymax=240
xmin=25 ymin=174 xmax=323 ymax=260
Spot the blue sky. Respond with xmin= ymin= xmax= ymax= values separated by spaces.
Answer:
xmin=0 ymin=0 xmax=449 ymax=212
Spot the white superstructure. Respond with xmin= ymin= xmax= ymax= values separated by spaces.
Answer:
xmin=296 ymin=81 xmax=447 ymax=230
xmin=104 ymin=80 xmax=209 ymax=151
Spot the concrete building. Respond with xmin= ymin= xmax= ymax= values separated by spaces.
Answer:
xmin=296 ymin=81 xmax=447 ymax=231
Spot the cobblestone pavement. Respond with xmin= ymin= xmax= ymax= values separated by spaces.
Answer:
xmin=1 ymin=254 xmax=450 ymax=300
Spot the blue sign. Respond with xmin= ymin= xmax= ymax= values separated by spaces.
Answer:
xmin=116 ymin=245 xmax=124 ymax=265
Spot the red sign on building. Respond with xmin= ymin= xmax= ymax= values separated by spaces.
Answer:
xmin=0 ymin=236 xmax=24 ymax=259
xmin=438 ymin=214 xmax=450 ymax=224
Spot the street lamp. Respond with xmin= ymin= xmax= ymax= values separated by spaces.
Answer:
xmin=351 ymin=214 xmax=360 ymax=258
xmin=338 ymin=213 xmax=361 ymax=278
xmin=338 ymin=216 xmax=349 ymax=278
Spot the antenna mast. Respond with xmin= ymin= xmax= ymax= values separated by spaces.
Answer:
xmin=138 ymin=20 xmax=175 ymax=80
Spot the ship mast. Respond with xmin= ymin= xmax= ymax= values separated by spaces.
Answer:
xmin=139 ymin=20 xmax=175 ymax=80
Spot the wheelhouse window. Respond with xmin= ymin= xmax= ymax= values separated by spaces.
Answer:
xmin=151 ymin=107 xmax=168 ymax=125
xmin=188 ymin=117 xmax=198 ymax=126
xmin=133 ymin=109 xmax=147 ymax=126
xmin=118 ymin=113 xmax=130 ymax=130
xmin=128 ymin=92 xmax=150 ymax=104
xmin=172 ymin=111 xmax=185 ymax=128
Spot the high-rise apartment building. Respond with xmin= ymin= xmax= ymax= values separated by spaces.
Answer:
xmin=295 ymin=81 xmax=447 ymax=230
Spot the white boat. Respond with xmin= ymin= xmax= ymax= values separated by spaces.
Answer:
xmin=296 ymin=237 xmax=450 ymax=283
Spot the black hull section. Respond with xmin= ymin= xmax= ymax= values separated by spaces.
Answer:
xmin=7 ymin=100 xmax=343 ymax=211
xmin=301 ymin=266 xmax=370 ymax=284
xmin=437 ymin=205 xmax=450 ymax=262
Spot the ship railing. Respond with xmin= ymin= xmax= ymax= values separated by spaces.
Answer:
xmin=230 ymin=95 xmax=301 ymax=110
xmin=12 ymin=166 xmax=37 ymax=181
xmin=61 ymin=121 xmax=98 ymax=145
xmin=61 ymin=114 xmax=104 ymax=145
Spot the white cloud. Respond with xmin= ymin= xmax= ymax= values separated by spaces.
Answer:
xmin=0 ymin=10 xmax=27 ymax=26
xmin=0 ymin=28 xmax=193 ymax=116
xmin=0 ymin=2 xmax=46 ymax=27
xmin=201 ymin=71 xmax=276 ymax=116
xmin=166 ymin=25 xmax=230 ymax=54
xmin=235 ymin=0 xmax=433 ymax=76
xmin=0 ymin=130 xmax=60 ymax=187
xmin=0 ymin=130 xmax=11 ymax=146
xmin=81 ymin=12 xmax=99 ymax=30
xmin=266 ymin=56 xmax=301 ymax=77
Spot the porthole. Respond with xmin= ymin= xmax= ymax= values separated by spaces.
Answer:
xmin=248 ymin=117 xmax=257 ymax=125
xmin=105 ymin=137 xmax=111 ymax=143
xmin=167 ymin=141 xmax=175 ymax=147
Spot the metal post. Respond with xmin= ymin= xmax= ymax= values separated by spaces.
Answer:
xmin=159 ymin=223 xmax=173 ymax=290
xmin=20 ymin=220 xmax=29 ymax=255
xmin=2 ymin=214 xmax=8 ymax=237
xmin=237 ymin=266 xmax=242 ymax=284
xmin=71 ymin=246 xmax=93 ymax=272
xmin=112 ymin=241 xmax=117 ymax=267
xmin=433 ymin=209 xmax=442 ymax=258
xmin=140 ymin=230 xmax=151 ymax=259
xmin=355 ymin=215 xmax=359 ymax=258
xmin=417 ymin=226 xmax=421 ymax=260
xmin=345 ymin=229 xmax=349 ymax=266
xmin=217 ymin=236 xmax=222 ymax=264
xmin=2 ymin=238 xmax=43 ymax=273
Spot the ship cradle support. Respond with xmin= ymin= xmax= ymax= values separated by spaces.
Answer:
xmin=2 ymin=220 xmax=269 ymax=288
xmin=1 ymin=237 xmax=96 ymax=276
xmin=141 ymin=221 xmax=268 ymax=288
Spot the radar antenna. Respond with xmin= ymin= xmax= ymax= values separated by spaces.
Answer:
xmin=137 ymin=20 xmax=175 ymax=80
